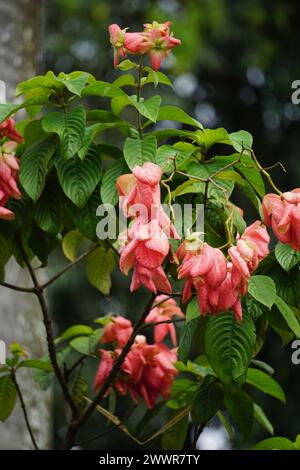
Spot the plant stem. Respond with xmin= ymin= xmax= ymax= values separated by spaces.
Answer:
xmin=251 ymin=150 xmax=282 ymax=195
xmin=136 ymin=55 xmax=145 ymax=139
xmin=19 ymin=242 xmax=78 ymax=419
xmin=0 ymin=281 xmax=35 ymax=293
xmin=62 ymin=293 xmax=156 ymax=449
xmin=11 ymin=369 xmax=39 ymax=450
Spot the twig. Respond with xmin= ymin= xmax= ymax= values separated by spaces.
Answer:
xmin=19 ymin=242 xmax=79 ymax=419
xmin=0 ymin=281 xmax=35 ymax=293
xmin=41 ymin=243 xmax=98 ymax=289
xmin=136 ymin=55 xmax=145 ymax=139
xmin=11 ymin=369 xmax=39 ymax=450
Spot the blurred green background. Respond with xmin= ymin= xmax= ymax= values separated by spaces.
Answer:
xmin=43 ymin=0 xmax=300 ymax=449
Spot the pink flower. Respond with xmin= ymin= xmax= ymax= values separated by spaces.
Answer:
xmin=94 ymin=349 xmax=114 ymax=393
xmin=101 ymin=316 xmax=133 ymax=347
xmin=262 ymin=190 xmax=300 ymax=251
xmin=177 ymin=235 xmax=227 ymax=303
xmin=0 ymin=118 xmax=23 ymax=144
xmin=94 ymin=335 xmax=178 ymax=409
xmin=108 ymin=24 xmax=128 ymax=67
xmin=141 ymin=26 xmax=181 ymax=70
xmin=0 ymin=140 xmax=22 ymax=220
xmin=145 ymin=295 xmax=184 ymax=345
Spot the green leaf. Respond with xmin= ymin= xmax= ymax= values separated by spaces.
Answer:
xmin=217 ymin=411 xmax=234 ymax=439
xmin=135 ymin=95 xmax=161 ymax=122
xmin=42 ymin=105 xmax=86 ymax=160
xmin=19 ymin=135 xmax=57 ymax=201
xmin=205 ymin=312 xmax=256 ymax=384
xmin=156 ymin=105 xmax=203 ymax=129
xmin=117 ymin=59 xmax=138 ymax=71
xmin=161 ymin=413 xmax=189 ymax=450
xmin=69 ymin=336 xmax=92 ymax=355
xmin=62 ymin=230 xmax=84 ymax=262
xmin=248 ymin=275 xmax=276 ymax=309
xmin=275 ymin=242 xmax=300 ymax=271
xmin=100 ymin=158 xmax=127 ymax=206
xmin=61 ymin=72 xmax=90 ymax=96
xmin=142 ymin=68 xmax=174 ymax=89
xmin=56 ymin=324 xmax=94 ymax=345
xmin=178 ymin=318 xmax=199 ymax=362
xmin=253 ymin=403 xmax=274 ymax=435
xmin=229 ymin=130 xmax=253 ymax=153
xmin=78 ymin=123 xmax=117 ymax=159
xmin=67 ymin=188 xmax=100 ymax=241
xmin=246 ymin=368 xmax=285 ymax=402
xmin=56 ymin=144 xmax=102 ymax=208
xmin=18 ymin=359 xmax=53 ymax=371
xmin=0 ymin=376 xmax=17 ymax=422
xmin=82 ymin=81 xmax=125 ymax=98
xmin=224 ymin=388 xmax=254 ymax=437
xmin=253 ymin=437 xmax=296 ymax=450
xmin=72 ymin=375 xmax=88 ymax=413
xmin=123 ymin=136 xmax=157 ymax=169
xmin=86 ymin=246 xmax=115 ymax=295
xmin=113 ymin=74 xmax=136 ymax=88
xmin=191 ymin=379 xmax=224 ymax=425
xmin=16 ymin=71 xmax=64 ymax=96
xmin=186 ymin=297 xmax=199 ymax=323
xmin=275 ymin=296 xmax=300 ymax=338
xmin=34 ymin=172 xmax=62 ymax=235
xmin=195 ymin=128 xmax=229 ymax=150
xmin=156 ymin=144 xmax=194 ymax=173
xmin=0 ymin=103 xmax=19 ymax=123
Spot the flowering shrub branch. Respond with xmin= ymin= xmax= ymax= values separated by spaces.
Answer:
xmin=0 ymin=20 xmax=299 ymax=451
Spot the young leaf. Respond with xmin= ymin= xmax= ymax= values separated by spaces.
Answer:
xmin=42 ymin=105 xmax=86 ymax=160
xmin=56 ymin=324 xmax=94 ymax=345
xmin=253 ymin=437 xmax=296 ymax=450
xmin=275 ymin=296 xmax=300 ymax=338
xmin=246 ymin=368 xmax=286 ymax=403
xmin=86 ymin=246 xmax=115 ymax=295
xmin=0 ymin=376 xmax=17 ymax=422
xmin=56 ymin=144 xmax=102 ymax=208
xmin=82 ymin=81 xmax=125 ymax=98
xmin=72 ymin=375 xmax=88 ymax=414
xmin=18 ymin=360 xmax=53 ymax=371
xmin=123 ymin=136 xmax=157 ymax=169
xmin=186 ymin=297 xmax=199 ymax=323
xmin=62 ymin=230 xmax=84 ymax=262
xmin=19 ymin=135 xmax=57 ymax=202
xmin=134 ymin=95 xmax=161 ymax=122
xmin=156 ymin=105 xmax=203 ymax=129
xmin=253 ymin=403 xmax=274 ymax=435
xmin=248 ymin=275 xmax=276 ymax=309
xmin=205 ymin=312 xmax=256 ymax=385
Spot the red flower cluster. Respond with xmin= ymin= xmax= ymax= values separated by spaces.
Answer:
xmin=0 ymin=118 xmax=23 ymax=220
xmin=178 ymin=221 xmax=270 ymax=321
xmin=117 ymin=162 xmax=179 ymax=294
xmin=108 ymin=21 xmax=181 ymax=70
xmin=94 ymin=302 xmax=180 ymax=408
xmin=263 ymin=190 xmax=300 ymax=251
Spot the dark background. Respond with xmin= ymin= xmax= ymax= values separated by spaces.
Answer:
xmin=43 ymin=0 xmax=300 ymax=449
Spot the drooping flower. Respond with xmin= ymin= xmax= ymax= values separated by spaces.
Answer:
xmin=145 ymin=295 xmax=184 ymax=345
xmin=94 ymin=349 xmax=114 ymax=393
xmin=262 ymin=190 xmax=300 ymax=251
xmin=101 ymin=316 xmax=133 ymax=347
xmin=108 ymin=24 xmax=128 ymax=67
xmin=94 ymin=335 xmax=178 ymax=409
xmin=0 ymin=118 xmax=23 ymax=143
xmin=0 ymin=140 xmax=22 ymax=220
xmin=140 ymin=23 xmax=181 ymax=71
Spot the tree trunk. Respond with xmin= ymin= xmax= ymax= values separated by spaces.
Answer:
xmin=0 ymin=0 xmax=52 ymax=450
